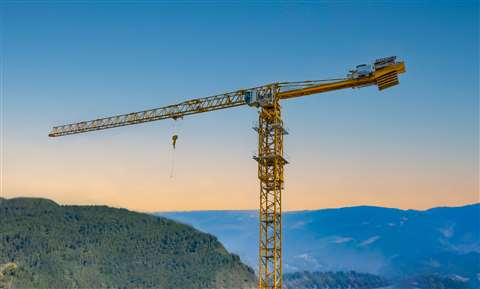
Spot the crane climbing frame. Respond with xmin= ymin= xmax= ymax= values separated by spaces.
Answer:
xmin=49 ymin=56 xmax=406 ymax=289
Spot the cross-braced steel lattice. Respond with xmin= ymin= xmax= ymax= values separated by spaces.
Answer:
xmin=255 ymin=96 xmax=287 ymax=289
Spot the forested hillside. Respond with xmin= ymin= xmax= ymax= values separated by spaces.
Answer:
xmin=0 ymin=197 xmax=256 ymax=289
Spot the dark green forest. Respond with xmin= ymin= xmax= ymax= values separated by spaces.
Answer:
xmin=0 ymin=197 xmax=256 ymax=289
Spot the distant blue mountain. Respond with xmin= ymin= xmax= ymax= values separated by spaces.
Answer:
xmin=156 ymin=204 xmax=480 ymax=286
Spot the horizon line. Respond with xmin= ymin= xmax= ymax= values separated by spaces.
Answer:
xmin=3 ymin=196 xmax=477 ymax=214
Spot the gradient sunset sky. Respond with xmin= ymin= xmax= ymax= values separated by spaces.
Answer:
xmin=1 ymin=1 xmax=478 ymax=212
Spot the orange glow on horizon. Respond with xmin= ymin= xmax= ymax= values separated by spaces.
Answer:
xmin=3 ymin=137 xmax=478 ymax=212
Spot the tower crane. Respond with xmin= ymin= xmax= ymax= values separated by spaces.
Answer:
xmin=49 ymin=56 xmax=406 ymax=289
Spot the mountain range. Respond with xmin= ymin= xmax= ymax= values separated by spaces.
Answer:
xmin=157 ymin=203 xmax=480 ymax=288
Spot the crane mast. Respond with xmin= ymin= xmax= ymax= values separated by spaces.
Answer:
xmin=49 ymin=57 xmax=406 ymax=289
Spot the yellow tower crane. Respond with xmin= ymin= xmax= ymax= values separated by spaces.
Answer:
xmin=49 ymin=56 xmax=406 ymax=289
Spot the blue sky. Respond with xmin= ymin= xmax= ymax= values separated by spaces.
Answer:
xmin=1 ymin=1 xmax=478 ymax=211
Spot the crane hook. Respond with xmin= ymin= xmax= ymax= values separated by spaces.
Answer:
xmin=172 ymin=134 xmax=178 ymax=149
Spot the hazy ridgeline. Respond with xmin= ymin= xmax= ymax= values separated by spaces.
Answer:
xmin=158 ymin=204 xmax=480 ymax=289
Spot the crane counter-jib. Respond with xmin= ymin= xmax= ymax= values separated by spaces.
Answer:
xmin=278 ymin=61 xmax=406 ymax=99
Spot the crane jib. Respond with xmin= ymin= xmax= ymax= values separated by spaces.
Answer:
xmin=49 ymin=59 xmax=404 ymax=138
xmin=48 ymin=92 xmax=247 ymax=137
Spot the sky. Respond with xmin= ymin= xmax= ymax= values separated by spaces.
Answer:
xmin=1 ymin=1 xmax=478 ymax=212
